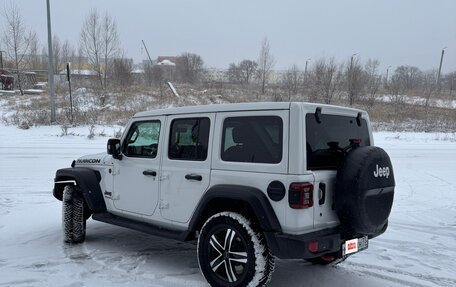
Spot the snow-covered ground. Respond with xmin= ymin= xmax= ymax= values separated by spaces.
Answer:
xmin=0 ymin=124 xmax=455 ymax=287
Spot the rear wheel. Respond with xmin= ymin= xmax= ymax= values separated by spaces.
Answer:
xmin=197 ymin=212 xmax=274 ymax=287
xmin=62 ymin=185 xmax=86 ymax=243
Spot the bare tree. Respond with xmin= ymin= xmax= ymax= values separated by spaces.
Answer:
xmin=227 ymin=63 xmax=242 ymax=84
xmin=101 ymin=12 xmax=120 ymax=88
xmin=364 ymin=58 xmax=382 ymax=107
xmin=387 ymin=73 xmax=406 ymax=113
xmin=80 ymin=9 xmax=103 ymax=87
xmin=227 ymin=59 xmax=258 ymax=85
xmin=61 ymin=40 xmax=74 ymax=67
xmin=52 ymin=35 xmax=61 ymax=73
xmin=309 ymin=57 xmax=343 ymax=104
xmin=176 ymin=52 xmax=205 ymax=83
xmin=443 ymin=71 xmax=456 ymax=97
xmin=143 ymin=61 xmax=154 ymax=86
xmin=109 ymin=56 xmax=133 ymax=88
xmin=40 ymin=46 xmax=48 ymax=70
xmin=257 ymin=37 xmax=275 ymax=95
xmin=282 ymin=64 xmax=301 ymax=100
xmin=239 ymin=60 xmax=257 ymax=85
xmin=1 ymin=2 xmax=33 ymax=95
xmin=76 ymin=46 xmax=84 ymax=70
xmin=346 ymin=56 xmax=364 ymax=106
xmin=28 ymin=32 xmax=40 ymax=70
xmin=422 ymin=70 xmax=438 ymax=131
xmin=394 ymin=65 xmax=423 ymax=91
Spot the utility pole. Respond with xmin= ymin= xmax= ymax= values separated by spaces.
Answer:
xmin=304 ymin=58 xmax=311 ymax=77
xmin=437 ymin=47 xmax=447 ymax=91
xmin=47 ymin=0 xmax=56 ymax=123
xmin=0 ymin=51 xmax=4 ymax=69
xmin=141 ymin=40 xmax=154 ymax=65
xmin=385 ymin=65 xmax=392 ymax=85
xmin=66 ymin=63 xmax=73 ymax=124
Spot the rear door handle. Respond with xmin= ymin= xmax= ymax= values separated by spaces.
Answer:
xmin=185 ymin=174 xmax=202 ymax=181
xmin=143 ymin=170 xmax=157 ymax=176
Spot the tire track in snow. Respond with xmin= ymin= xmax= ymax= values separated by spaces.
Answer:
xmin=346 ymin=261 xmax=456 ymax=287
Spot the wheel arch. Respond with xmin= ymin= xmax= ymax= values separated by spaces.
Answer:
xmin=188 ymin=184 xmax=282 ymax=235
xmin=54 ymin=167 xmax=107 ymax=213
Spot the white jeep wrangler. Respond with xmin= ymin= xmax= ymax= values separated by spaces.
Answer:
xmin=53 ymin=102 xmax=395 ymax=287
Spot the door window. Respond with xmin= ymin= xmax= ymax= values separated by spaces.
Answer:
xmin=123 ymin=120 xmax=161 ymax=158
xmin=168 ymin=117 xmax=210 ymax=161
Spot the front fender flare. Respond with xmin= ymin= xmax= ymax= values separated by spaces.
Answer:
xmin=54 ymin=167 xmax=107 ymax=213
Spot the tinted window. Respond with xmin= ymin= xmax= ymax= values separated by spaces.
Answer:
xmin=123 ymin=121 xmax=161 ymax=158
xmin=221 ymin=116 xmax=283 ymax=164
xmin=306 ymin=113 xmax=370 ymax=170
xmin=168 ymin=118 xmax=210 ymax=161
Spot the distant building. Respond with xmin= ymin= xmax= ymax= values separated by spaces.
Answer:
xmin=156 ymin=56 xmax=178 ymax=66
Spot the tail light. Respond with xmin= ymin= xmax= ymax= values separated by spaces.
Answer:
xmin=288 ymin=182 xmax=313 ymax=209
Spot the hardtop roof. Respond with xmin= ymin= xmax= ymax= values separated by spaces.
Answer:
xmin=133 ymin=102 xmax=366 ymax=118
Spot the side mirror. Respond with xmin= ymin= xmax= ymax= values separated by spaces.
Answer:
xmin=107 ymin=138 xmax=122 ymax=160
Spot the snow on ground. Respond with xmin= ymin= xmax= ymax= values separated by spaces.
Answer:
xmin=0 ymin=124 xmax=455 ymax=287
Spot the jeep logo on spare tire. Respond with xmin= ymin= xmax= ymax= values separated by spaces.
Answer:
xmin=373 ymin=164 xmax=390 ymax=179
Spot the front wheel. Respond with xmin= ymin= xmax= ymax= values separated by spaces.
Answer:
xmin=62 ymin=185 xmax=86 ymax=244
xmin=197 ymin=212 xmax=274 ymax=287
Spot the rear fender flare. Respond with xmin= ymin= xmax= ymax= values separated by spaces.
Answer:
xmin=188 ymin=184 xmax=282 ymax=232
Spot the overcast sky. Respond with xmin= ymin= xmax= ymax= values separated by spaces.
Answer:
xmin=1 ymin=0 xmax=455 ymax=73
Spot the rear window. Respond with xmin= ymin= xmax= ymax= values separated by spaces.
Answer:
xmin=306 ymin=113 xmax=370 ymax=170
xmin=221 ymin=116 xmax=283 ymax=164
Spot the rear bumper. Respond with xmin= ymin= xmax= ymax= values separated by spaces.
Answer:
xmin=265 ymin=223 xmax=388 ymax=260
xmin=265 ymin=227 xmax=341 ymax=259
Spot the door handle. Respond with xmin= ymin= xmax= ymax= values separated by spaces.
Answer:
xmin=319 ymin=182 xmax=326 ymax=205
xmin=185 ymin=174 xmax=202 ymax=181
xmin=143 ymin=170 xmax=157 ymax=176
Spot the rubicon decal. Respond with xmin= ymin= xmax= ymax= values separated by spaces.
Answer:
xmin=76 ymin=159 xmax=101 ymax=164
xmin=373 ymin=164 xmax=390 ymax=179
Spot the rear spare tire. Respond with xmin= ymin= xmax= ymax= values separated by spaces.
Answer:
xmin=335 ymin=146 xmax=395 ymax=236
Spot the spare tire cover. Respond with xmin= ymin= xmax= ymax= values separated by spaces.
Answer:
xmin=335 ymin=146 xmax=395 ymax=236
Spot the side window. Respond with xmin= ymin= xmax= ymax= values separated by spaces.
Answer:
xmin=221 ymin=116 xmax=283 ymax=164
xmin=168 ymin=117 xmax=210 ymax=161
xmin=123 ymin=121 xmax=161 ymax=158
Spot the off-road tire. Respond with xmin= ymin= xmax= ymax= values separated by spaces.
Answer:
xmin=197 ymin=212 xmax=275 ymax=287
xmin=62 ymin=185 xmax=86 ymax=243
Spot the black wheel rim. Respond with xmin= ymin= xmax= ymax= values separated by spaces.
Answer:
xmin=208 ymin=227 xmax=249 ymax=283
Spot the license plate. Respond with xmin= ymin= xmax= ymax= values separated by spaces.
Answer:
xmin=342 ymin=236 xmax=368 ymax=256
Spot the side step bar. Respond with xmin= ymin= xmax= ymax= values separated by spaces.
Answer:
xmin=92 ymin=213 xmax=191 ymax=241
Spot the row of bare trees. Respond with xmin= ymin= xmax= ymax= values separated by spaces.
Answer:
xmin=2 ymin=2 xmax=456 ymax=102
xmin=1 ymin=3 xmax=122 ymax=91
